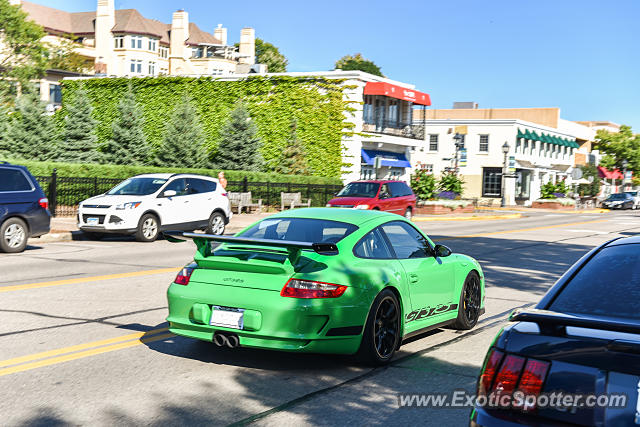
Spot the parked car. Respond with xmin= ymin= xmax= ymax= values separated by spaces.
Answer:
xmin=0 ymin=161 xmax=50 ymax=253
xmin=624 ymin=190 xmax=640 ymax=209
xmin=601 ymin=192 xmax=634 ymax=210
xmin=326 ymin=180 xmax=417 ymax=219
xmin=165 ymin=208 xmax=484 ymax=364
xmin=78 ymin=173 xmax=232 ymax=242
xmin=471 ymin=236 xmax=640 ymax=426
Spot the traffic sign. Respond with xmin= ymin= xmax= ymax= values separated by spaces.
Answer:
xmin=570 ymin=168 xmax=583 ymax=180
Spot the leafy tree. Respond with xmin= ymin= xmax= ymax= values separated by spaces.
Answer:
xmin=154 ymin=95 xmax=208 ymax=168
xmin=596 ymin=125 xmax=640 ymax=173
xmin=578 ymin=164 xmax=601 ymax=197
xmin=103 ymin=86 xmax=150 ymax=165
xmin=274 ymin=120 xmax=309 ymax=175
xmin=46 ymin=36 xmax=93 ymax=73
xmin=234 ymin=38 xmax=288 ymax=72
xmin=438 ymin=172 xmax=465 ymax=196
xmin=0 ymin=106 xmax=11 ymax=157
xmin=57 ymin=87 xmax=102 ymax=163
xmin=5 ymin=93 xmax=57 ymax=160
xmin=410 ymin=169 xmax=436 ymax=200
xmin=214 ymin=102 xmax=263 ymax=171
xmin=335 ymin=53 xmax=383 ymax=77
xmin=0 ymin=0 xmax=48 ymax=102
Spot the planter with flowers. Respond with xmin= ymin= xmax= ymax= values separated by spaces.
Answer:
xmin=411 ymin=171 xmax=473 ymax=214
xmin=532 ymin=181 xmax=576 ymax=210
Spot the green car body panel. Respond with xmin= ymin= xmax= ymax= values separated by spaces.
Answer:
xmin=166 ymin=208 xmax=485 ymax=354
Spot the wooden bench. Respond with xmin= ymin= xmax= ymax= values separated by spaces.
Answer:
xmin=280 ymin=192 xmax=311 ymax=210
xmin=228 ymin=191 xmax=262 ymax=214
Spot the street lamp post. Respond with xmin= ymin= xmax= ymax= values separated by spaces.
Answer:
xmin=452 ymin=133 xmax=463 ymax=174
xmin=501 ymin=142 xmax=510 ymax=207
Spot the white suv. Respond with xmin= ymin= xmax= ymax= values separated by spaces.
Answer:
xmin=78 ymin=173 xmax=232 ymax=242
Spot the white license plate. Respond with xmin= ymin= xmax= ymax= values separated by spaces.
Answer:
xmin=210 ymin=306 xmax=244 ymax=330
xmin=86 ymin=217 xmax=99 ymax=225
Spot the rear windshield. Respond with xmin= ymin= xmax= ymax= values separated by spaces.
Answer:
xmin=336 ymin=182 xmax=380 ymax=198
xmin=549 ymin=244 xmax=640 ymax=321
xmin=608 ymin=193 xmax=628 ymax=200
xmin=238 ymin=218 xmax=358 ymax=244
xmin=107 ymin=177 xmax=167 ymax=196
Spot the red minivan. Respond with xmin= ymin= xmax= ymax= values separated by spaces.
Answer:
xmin=326 ymin=180 xmax=417 ymax=219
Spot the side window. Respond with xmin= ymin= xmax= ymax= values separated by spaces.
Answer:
xmin=381 ymin=221 xmax=430 ymax=259
xmin=187 ymin=178 xmax=216 ymax=194
xmin=0 ymin=169 xmax=33 ymax=192
xmin=163 ymin=178 xmax=188 ymax=196
xmin=403 ymin=183 xmax=414 ymax=196
xmin=354 ymin=227 xmax=393 ymax=259
xmin=379 ymin=184 xmax=391 ymax=199
xmin=388 ymin=182 xmax=403 ymax=197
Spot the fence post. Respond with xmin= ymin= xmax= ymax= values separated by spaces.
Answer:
xmin=94 ymin=177 xmax=98 ymax=195
xmin=307 ymin=183 xmax=311 ymax=205
xmin=324 ymin=185 xmax=328 ymax=206
xmin=49 ymin=168 xmax=58 ymax=217
xmin=243 ymin=176 xmax=248 ymax=193
xmin=266 ymin=181 xmax=271 ymax=207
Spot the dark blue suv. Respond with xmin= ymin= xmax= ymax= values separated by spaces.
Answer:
xmin=0 ymin=162 xmax=50 ymax=253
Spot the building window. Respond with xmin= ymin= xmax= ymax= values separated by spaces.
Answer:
xmin=192 ymin=47 xmax=204 ymax=58
xmin=159 ymin=46 xmax=169 ymax=59
xmin=130 ymin=59 xmax=143 ymax=74
xmin=49 ymin=84 xmax=61 ymax=104
xmin=363 ymin=95 xmax=373 ymax=124
xmin=523 ymin=139 xmax=528 ymax=153
xmin=515 ymin=138 xmax=521 ymax=153
xmin=148 ymin=39 xmax=157 ymax=52
xmin=479 ymin=134 xmax=489 ymax=152
xmin=388 ymin=100 xmax=398 ymax=127
xmin=421 ymin=164 xmax=434 ymax=173
xmin=482 ymin=167 xmax=503 ymax=197
xmin=114 ymin=36 xmax=124 ymax=49
xmin=148 ymin=61 xmax=156 ymax=76
xmin=131 ymin=36 xmax=143 ymax=49
xmin=429 ymin=134 xmax=438 ymax=151
xmin=360 ymin=166 xmax=375 ymax=180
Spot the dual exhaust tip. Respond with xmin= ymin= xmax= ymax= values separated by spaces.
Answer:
xmin=213 ymin=332 xmax=240 ymax=348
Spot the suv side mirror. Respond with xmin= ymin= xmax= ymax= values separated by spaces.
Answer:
xmin=163 ymin=190 xmax=177 ymax=197
xmin=433 ymin=244 xmax=452 ymax=258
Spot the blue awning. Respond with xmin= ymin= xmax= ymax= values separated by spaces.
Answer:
xmin=361 ymin=149 xmax=411 ymax=168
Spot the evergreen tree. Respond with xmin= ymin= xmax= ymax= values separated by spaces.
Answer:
xmin=57 ymin=87 xmax=102 ymax=163
xmin=4 ymin=93 xmax=57 ymax=160
xmin=104 ymin=86 xmax=149 ymax=165
xmin=214 ymin=103 xmax=263 ymax=171
xmin=0 ymin=106 xmax=11 ymax=158
xmin=154 ymin=95 xmax=208 ymax=168
xmin=274 ymin=120 xmax=309 ymax=175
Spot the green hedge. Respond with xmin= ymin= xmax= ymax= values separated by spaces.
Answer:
xmin=60 ymin=76 xmax=355 ymax=178
xmin=9 ymin=159 xmax=342 ymax=185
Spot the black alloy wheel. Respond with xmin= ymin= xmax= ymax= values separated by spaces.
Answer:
xmin=453 ymin=272 xmax=481 ymax=330
xmin=356 ymin=289 xmax=401 ymax=365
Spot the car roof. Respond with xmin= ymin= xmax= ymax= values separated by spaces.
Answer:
xmin=347 ymin=180 xmax=405 ymax=184
xmin=605 ymin=235 xmax=640 ymax=247
xmin=266 ymin=207 xmax=400 ymax=226
xmin=0 ymin=162 xmax=28 ymax=172
xmin=133 ymin=173 xmax=218 ymax=181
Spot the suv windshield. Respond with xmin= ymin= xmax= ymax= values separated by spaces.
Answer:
xmin=549 ymin=244 xmax=640 ymax=321
xmin=336 ymin=182 xmax=380 ymax=198
xmin=238 ymin=218 xmax=358 ymax=244
xmin=107 ymin=177 xmax=168 ymax=196
xmin=607 ymin=193 xmax=628 ymax=201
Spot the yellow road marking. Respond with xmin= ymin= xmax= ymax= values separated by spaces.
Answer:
xmin=438 ymin=219 xmax=608 ymax=241
xmin=0 ymin=268 xmax=178 ymax=293
xmin=0 ymin=327 xmax=169 ymax=369
xmin=0 ymin=332 xmax=174 ymax=377
xmin=414 ymin=213 xmax=522 ymax=221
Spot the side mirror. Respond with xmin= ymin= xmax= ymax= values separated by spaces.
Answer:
xmin=433 ymin=244 xmax=452 ymax=258
xmin=163 ymin=190 xmax=177 ymax=197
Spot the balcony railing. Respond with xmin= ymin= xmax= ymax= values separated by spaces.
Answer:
xmin=363 ymin=120 xmax=425 ymax=140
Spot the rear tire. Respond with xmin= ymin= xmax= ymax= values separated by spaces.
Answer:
xmin=356 ymin=289 xmax=401 ymax=365
xmin=452 ymin=272 xmax=481 ymax=330
xmin=135 ymin=213 xmax=159 ymax=242
xmin=0 ymin=217 xmax=28 ymax=253
xmin=206 ymin=212 xmax=226 ymax=235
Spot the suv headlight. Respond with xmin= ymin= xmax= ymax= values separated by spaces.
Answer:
xmin=354 ymin=204 xmax=370 ymax=210
xmin=115 ymin=202 xmax=142 ymax=210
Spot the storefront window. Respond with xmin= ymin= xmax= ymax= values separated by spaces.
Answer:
xmin=515 ymin=169 xmax=531 ymax=199
xmin=482 ymin=167 xmax=502 ymax=197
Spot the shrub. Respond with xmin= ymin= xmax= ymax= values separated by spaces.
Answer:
xmin=540 ymin=182 xmax=557 ymax=199
xmin=438 ymin=172 xmax=465 ymax=196
xmin=410 ymin=169 xmax=436 ymax=200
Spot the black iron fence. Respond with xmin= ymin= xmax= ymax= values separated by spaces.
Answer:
xmin=36 ymin=170 xmax=343 ymax=217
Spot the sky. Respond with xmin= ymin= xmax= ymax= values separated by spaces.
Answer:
xmin=36 ymin=0 xmax=640 ymax=130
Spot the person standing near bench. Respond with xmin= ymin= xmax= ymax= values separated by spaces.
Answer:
xmin=218 ymin=172 xmax=228 ymax=189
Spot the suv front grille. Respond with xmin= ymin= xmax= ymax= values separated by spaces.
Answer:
xmin=83 ymin=205 xmax=111 ymax=209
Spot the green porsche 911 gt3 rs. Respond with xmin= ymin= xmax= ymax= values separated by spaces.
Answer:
xmin=165 ymin=208 xmax=485 ymax=364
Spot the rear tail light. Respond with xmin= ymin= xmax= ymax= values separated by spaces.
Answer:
xmin=477 ymin=348 xmax=549 ymax=411
xmin=281 ymin=279 xmax=347 ymax=298
xmin=174 ymin=264 xmax=196 ymax=285
xmin=38 ymin=197 xmax=49 ymax=210
xmin=221 ymin=193 xmax=228 ymax=197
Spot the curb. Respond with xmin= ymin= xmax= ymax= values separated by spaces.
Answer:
xmin=413 ymin=213 xmax=522 ymax=222
xmin=476 ymin=206 xmax=609 ymax=214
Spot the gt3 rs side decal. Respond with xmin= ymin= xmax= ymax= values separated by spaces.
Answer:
xmin=405 ymin=303 xmax=458 ymax=323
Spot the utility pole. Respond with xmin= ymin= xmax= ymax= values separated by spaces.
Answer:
xmin=501 ymin=142 xmax=510 ymax=207
xmin=452 ymin=133 xmax=463 ymax=175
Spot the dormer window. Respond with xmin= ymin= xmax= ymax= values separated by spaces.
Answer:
xmin=114 ymin=36 xmax=124 ymax=49
xmin=149 ymin=39 xmax=157 ymax=52
xmin=131 ymin=36 xmax=143 ymax=49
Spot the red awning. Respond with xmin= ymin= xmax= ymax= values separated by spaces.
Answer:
xmin=364 ymin=82 xmax=431 ymax=106
xmin=597 ymin=166 xmax=624 ymax=180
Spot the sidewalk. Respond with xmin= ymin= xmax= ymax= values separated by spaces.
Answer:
xmin=476 ymin=206 xmax=610 ymax=214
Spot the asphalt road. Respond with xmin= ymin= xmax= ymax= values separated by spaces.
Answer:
xmin=1 ymin=210 xmax=638 ymax=426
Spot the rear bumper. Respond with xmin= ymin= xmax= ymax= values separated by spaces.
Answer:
xmin=166 ymin=280 xmax=372 ymax=354
xmin=471 ymin=406 xmax=571 ymax=426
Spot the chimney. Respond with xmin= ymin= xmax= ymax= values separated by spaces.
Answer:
xmin=238 ymin=28 xmax=255 ymax=65
xmin=95 ymin=0 xmax=115 ymax=74
xmin=170 ymin=10 xmax=190 ymax=59
xmin=214 ymin=24 xmax=227 ymax=46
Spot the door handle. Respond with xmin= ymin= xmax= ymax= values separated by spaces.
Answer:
xmin=409 ymin=273 xmax=419 ymax=284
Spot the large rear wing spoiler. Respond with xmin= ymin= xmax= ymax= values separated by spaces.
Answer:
xmin=163 ymin=231 xmax=339 ymax=262
xmin=510 ymin=308 xmax=640 ymax=335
